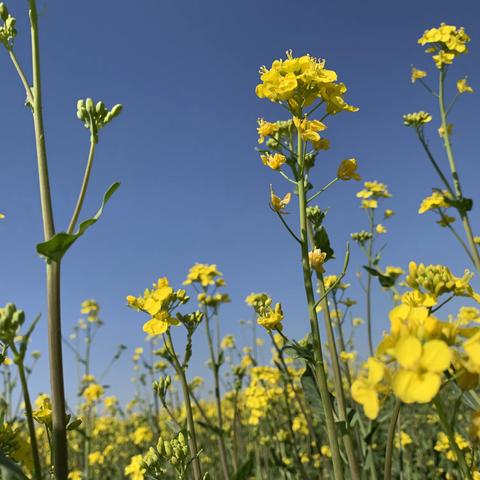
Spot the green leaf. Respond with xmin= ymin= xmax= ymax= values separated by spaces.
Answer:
xmin=36 ymin=182 xmax=120 ymax=262
xmin=363 ymin=265 xmax=395 ymax=288
xmin=232 ymin=454 xmax=254 ymax=480
xmin=313 ymin=226 xmax=334 ymax=261
xmin=300 ymin=366 xmax=325 ymax=423
xmin=0 ymin=452 xmax=29 ymax=480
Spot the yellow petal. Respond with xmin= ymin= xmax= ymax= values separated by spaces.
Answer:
xmin=143 ymin=318 xmax=168 ymax=336
xmin=367 ymin=357 xmax=385 ymax=385
xmin=395 ymin=336 xmax=421 ymax=369
xmin=392 ymin=370 xmax=417 ymax=404
xmin=410 ymin=372 xmax=441 ymax=403
xmin=420 ymin=340 xmax=452 ymax=373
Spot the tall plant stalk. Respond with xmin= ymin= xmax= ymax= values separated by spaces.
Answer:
xmin=29 ymin=1 xmax=69 ymax=477
xmin=296 ymin=130 xmax=344 ymax=480
xmin=438 ymin=69 xmax=480 ymax=273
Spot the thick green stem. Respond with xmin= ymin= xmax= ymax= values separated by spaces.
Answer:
xmin=67 ymin=139 xmax=96 ymax=234
xmin=47 ymin=261 xmax=69 ymax=479
xmin=27 ymin=2 xmax=69 ymax=478
xmin=296 ymin=131 xmax=344 ymax=480
xmin=438 ymin=69 xmax=480 ymax=273
xmin=13 ymin=352 xmax=43 ymax=480
xmin=384 ymin=400 xmax=401 ymax=480
xmin=165 ymin=332 xmax=202 ymax=480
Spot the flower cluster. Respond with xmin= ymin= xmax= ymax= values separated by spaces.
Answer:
xmin=418 ymin=23 xmax=470 ymax=68
xmin=356 ymin=180 xmax=391 ymax=209
xmin=127 ymin=277 xmax=189 ymax=336
xmin=246 ymin=293 xmax=284 ymax=331
xmin=403 ymin=111 xmax=432 ymax=127
xmin=255 ymin=50 xmax=357 ymax=115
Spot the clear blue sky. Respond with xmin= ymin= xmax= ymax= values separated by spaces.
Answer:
xmin=0 ymin=0 xmax=479 ymax=404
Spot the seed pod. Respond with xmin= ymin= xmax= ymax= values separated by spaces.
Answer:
xmin=0 ymin=4 xmax=9 ymax=22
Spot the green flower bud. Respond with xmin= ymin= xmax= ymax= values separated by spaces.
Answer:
xmin=110 ymin=104 xmax=123 ymax=117
xmin=85 ymin=98 xmax=94 ymax=113
xmin=12 ymin=310 xmax=25 ymax=327
xmin=0 ymin=3 xmax=9 ymax=22
xmin=95 ymin=101 xmax=106 ymax=115
xmin=164 ymin=440 xmax=172 ymax=457
xmin=178 ymin=431 xmax=186 ymax=446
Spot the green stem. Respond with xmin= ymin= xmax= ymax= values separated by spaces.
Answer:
xmin=203 ymin=305 xmax=230 ymax=480
xmin=7 ymin=48 xmax=34 ymax=105
xmin=434 ymin=397 xmax=473 ymax=480
xmin=316 ymin=274 xmax=360 ymax=480
xmin=12 ymin=349 xmax=43 ymax=480
xmin=67 ymin=139 xmax=96 ymax=234
xmin=366 ymin=209 xmax=374 ymax=356
xmin=438 ymin=69 xmax=480 ymax=273
xmin=384 ymin=400 xmax=401 ymax=480
xmin=165 ymin=331 xmax=202 ymax=480
xmin=307 ymin=177 xmax=339 ymax=204
xmin=28 ymin=1 xmax=69 ymax=477
xmin=296 ymin=128 xmax=344 ymax=480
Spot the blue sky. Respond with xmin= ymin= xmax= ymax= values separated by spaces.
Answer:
xmin=0 ymin=0 xmax=480 ymax=404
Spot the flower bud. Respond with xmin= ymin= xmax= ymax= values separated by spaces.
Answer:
xmin=85 ymin=98 xmax=94 ymax=113
xmin=110 ymin=104 xmax=123 ymax=118
xmin=0 ymin=3 xmax=8 ymax=22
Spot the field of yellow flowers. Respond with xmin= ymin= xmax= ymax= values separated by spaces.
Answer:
xmin=1 ymin=2 xmax=480 ymax=479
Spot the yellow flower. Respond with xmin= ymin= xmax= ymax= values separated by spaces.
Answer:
xmin=320 ymin=445 xmax=332 ymax=458
xmin=293 ymin=116 xmax=327 ymax=142
xmin=337 ymin=158 xmax=360 ymax=181
xmin=127 ymin=277 xmax=184 ymax=336
xmin=131 ymin=426 xmax=153 ymax=446
xmin=261 ymin=152 xmax=286 ymax=170
xmin=457 ymin=77 xmax=474 ymax=94
xmin=403 ymin=111 xmax=432 ymax=127
xmin=362 ymin=199 xmax=378 ymax=209
xmin=221 ymin=335 xmax=235 ymax=350
xmin=270 ymin=190 xmax=291 ymax=214
xmin=384 ymin=209 xmax=394 ymax=218
xmin=351 ymin=357 xmax=386 ymax=419
xmin=419 ymin=24 xmax=470 ymax=68
xmin=68 ymin=471 xmax=83 ymax=480
xmin=340 ymin=351 xmax=356 ymax=362
xmin=83 ymin=383 xmax=104 ymax=403
xmin=308 ymin=249 xmax=327 ymax=273
xmin=257 ymin=303 xmax=284 ymax=331
xmin=255 ymin=50 xmax=342 ymax=109
xmin=184 ymin=263 xmax=222 ymax=287
xmin=392 ymin=336 xmax=451 ymax=404
xmin=257 ymin=118 xmax=278 ymax=144
xmin=463 ymin=331 xmax=480 ymax=373
xmin=125 ymin=455 xmax=146 ymax=480
xmin=376 ymin=224 xmax=387 ymax=234
xmin=411 ymin=67 xmax=427 ymax=83
xmin=88 ymin=451 xmax=105 ymax=466
xmin=395 ymin=431 xmax=413 ymax=448
xmin=438 ymin=123 xmax=453 ymax=138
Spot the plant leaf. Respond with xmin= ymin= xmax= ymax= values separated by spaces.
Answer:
xmin=36 ymin=182 xmax=120 ymax=262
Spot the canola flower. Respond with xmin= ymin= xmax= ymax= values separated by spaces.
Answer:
xmin=127 ymin=277 xmax=188 ymax=335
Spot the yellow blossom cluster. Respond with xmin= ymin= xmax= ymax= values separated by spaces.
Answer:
xmin=418 ymin=23 xmax=470 ymax=68
xmin=255 ymin=50 xmax=358 ymax=114
xmin=357 ymin=180 xmax=391 ymax=209
xmin=244 ymin=366 xmax=283 ymax=425
xmin=127 ymin=277 xmax=188 ymax=336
